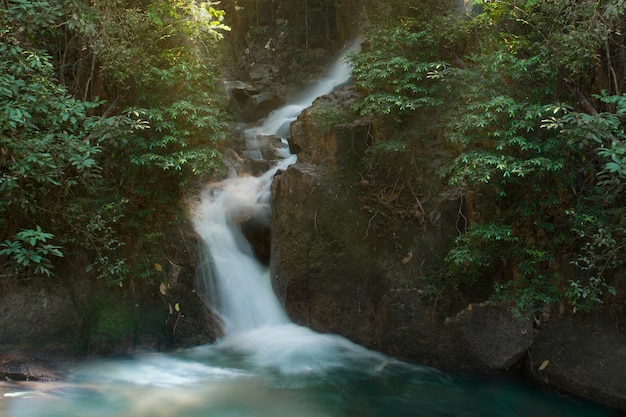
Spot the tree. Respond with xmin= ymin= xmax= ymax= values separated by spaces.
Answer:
xmin=0 ymin=0 xmax=231 ymax=284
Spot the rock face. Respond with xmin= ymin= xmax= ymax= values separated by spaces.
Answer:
xmin=0 ymin=284 xmax=83 ymax=353
xmin=268 ymin=86 xmax=626 ymax=412
xmin=0 ymin=222 xmax=217 ymax=360
xmin=269 ymin=90 xmax=533 ymax=373
xmin=270 ymin=161 xmax=533 ymax=372
xmin=223 ymin=0 xmax=361 ymax=77
xmin=220 ymin=0 xmax=363 ymax=119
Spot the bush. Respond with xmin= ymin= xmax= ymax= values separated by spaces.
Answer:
xmin=0 ymin=0 xmax=231 ymax=284
xmin=349 ymin=0 xmax=626 ymax=313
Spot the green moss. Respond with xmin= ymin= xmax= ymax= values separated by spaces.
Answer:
xmin=88 ymin=299 xmax=136 ymax=345
xmin=85 ymin=294 xmax=168 ymax=352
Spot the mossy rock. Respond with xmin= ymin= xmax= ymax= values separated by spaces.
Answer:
xmin=86 ymin=296 xmax=167 ymax=355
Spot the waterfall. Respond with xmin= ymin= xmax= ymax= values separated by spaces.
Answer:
xmin=193 ymin=160 xmax=293 ymax=334
xmin=192 ymin=39 xmax=361 ymax=335
xmin=253 ymin=41 xmax=359 ymax=137
xmin=4 ymin=37 xmax=616 ymax=417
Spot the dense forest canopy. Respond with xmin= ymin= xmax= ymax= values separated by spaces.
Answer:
xmin=1 ymin=0 xmax=625 ymax=316
xmin=1 ymin=0 xmax=231 ymax=285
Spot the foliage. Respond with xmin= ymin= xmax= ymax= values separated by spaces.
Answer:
xmin=0 ymin=22 xmax=105 ymax=278
xmin=0 ymin=0 xmax=230 ymax=284
xmin=310 ymin=104 xmax=353 ymax=135
xmin=0 ymin=226 xmax=63 ymax=278
xmin=565 ymin=209 xmax=622 ymax=312
xmin=351 ymin=0 xmax=626 ymax=313
xmin=349 ymin=23 xmax=446 ymax=124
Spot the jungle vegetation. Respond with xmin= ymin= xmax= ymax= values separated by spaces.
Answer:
xmin=0 ymin=0 xmax=230 ymax=285
xmin=349 ymin=0 xmax=626 ymax=313
xmin=1 ymin=0 xmax=625 ymax=316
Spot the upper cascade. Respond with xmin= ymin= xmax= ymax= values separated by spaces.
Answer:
xmin=193 ymin=39 xmax=360 ymax=334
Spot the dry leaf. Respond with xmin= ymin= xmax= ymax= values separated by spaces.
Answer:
xmin=402 ymin=251 xmax=413 ymax=264
xmin=538 ymin=360 xmax=549 ymax=371
xmin=385 ymin=191 xmax=401 ymax=204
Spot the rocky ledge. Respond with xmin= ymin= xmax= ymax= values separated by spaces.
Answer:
xmin=0 ymin=351 xmax=61 ymax=382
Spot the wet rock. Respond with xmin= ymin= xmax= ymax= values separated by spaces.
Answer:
xmin=243 ymin=91 xmax=284 ymax=122
xmin=223 ymin=80 xmax=260 ymax=109
xmin=288 ymin=87 xmax=368 ymax=167
xmin=525 ymin=307 xmax=626 ymax=412
xmin=443 ymin=303 xmax=533 ymax=372
xmin=223 ymin=81 xmax=284 ymax=122
xmin=245 ymin=159 xmax=272 ymax=176
xmin=0 ymin=351 xmax=60 ymax=381
xmin=240 ymin=203 xmax=272 ymax=264
xmin=258 ymin=135 xmax=289 ymax=161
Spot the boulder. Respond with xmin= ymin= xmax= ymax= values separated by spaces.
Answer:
xmin=222 ymin=81 xmax=284 ymax=122
xmin=0 ymin=351 xmax=60 ymax=381
xmin=443 ymin=303 xmax=533 ymax=372
xmin=525 ymin=307 xmax=626 ymax=412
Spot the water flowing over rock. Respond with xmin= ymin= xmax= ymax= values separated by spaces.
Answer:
xmin=192 ymin=39 xmax=361 ymax=336
xmin=0 ymin=1 xmax=623 ymax=412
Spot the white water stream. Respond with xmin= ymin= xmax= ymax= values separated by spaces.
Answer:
xmin=1 ymin=41 xmax=619 ymax=417
xmin=193 ymin=162 xmax=293 ymax=335
xmin=193 ymin=39 xmax=359 ymax=335
xmin=185 ymin=38 xmax=377 ymax=378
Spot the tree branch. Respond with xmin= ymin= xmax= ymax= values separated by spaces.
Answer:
xmin=101 ymin=89 xmax=128 ymax=119
xmin=564 ymin=81 xmax=620 ymax=144
xmin=563 ymin=81 xmax=597 ymax=115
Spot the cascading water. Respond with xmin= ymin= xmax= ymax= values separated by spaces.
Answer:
xmin=2 ymin=41 xmax=620 ymax=417
xmin=193 ymin=163 xmax=292 ymax=334
xmin=193 ymin=39 xmax=359 ymax=336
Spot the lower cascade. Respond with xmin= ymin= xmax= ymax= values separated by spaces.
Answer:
xmin=2 ymin=44 xmax=619 ymax=417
